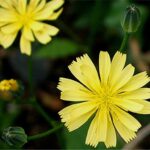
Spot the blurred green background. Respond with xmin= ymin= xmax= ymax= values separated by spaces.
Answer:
xmin=0 ymin=0 xmax=150 ymax=149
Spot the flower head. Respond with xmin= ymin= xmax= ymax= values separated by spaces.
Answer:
xmin=0 ymin=0 xmax=64 ymax=55
xmin=58 ymin=51 xmax=150 ymax=148
xmin=0 ymin=79 xmax=19 ymax=100
xmin=0 ymin=79 xmax=19 ymax=92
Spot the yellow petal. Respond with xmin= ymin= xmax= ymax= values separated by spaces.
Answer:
xmin=99 ymin=51 xmax=111 ymax=85
xmin=68 ymin=54 xmax=101 ymax=94
xmin=85 ymin=110 xmax=100 ymax=147
xmin=0 ymin=1 xmax=9 ymax=8
xmin=48 ymin=8 xmax=63 ymax=20
xmin=0 ymin=22 xmax=7 ymax=27
xmin=20 ymin=35 xmax=31 ymax=55
xmin=99 ymin=107 xmax=108 ymax=141
xmin=0 ymin=32 xmax=17 ymax=48
xmin=112 ymin=97 xmax=143 ymax=112
xmin=27 ymin=0 xmax=42 ymax=13
xmin=63 ymin=109 xmax=96 ymax=132
xmin=1 ymin=23 xmax=21 ymax=34
xmin=112 ymin=112 xmax=136 ymax=143
xmin=0 ymin=9 xmax=18 ymax=22
xmin=59 ymin=102 xmax=97 ymax=119
xmin=58 ymin=78 xmax=95 ymax=101
xmin=120 ymin=71 xmax=150 ymax=92
xmin=30 ymin=21 xmax=44 ymax=31
xmin=22 ymin=27 xmax=34 ymax=41
xmin=0 ymin=0 xmax=15 ymax=8
xmin=108 ymin=51 xmax=126 ymax=87
xmin=17 ymin=0 xmax=27 ymax=14
xmin=34 ymin=30 xmax=51 ymax=44
xmin=35 ymin=0 xmax=46 ymax=13
xmin=60 ymin=90 xmax=96 ymax=102
xmin=57 ymin=77 xmax=90 ymax=92
xmin=133 ymin=99 xmax=150 ymax=114
xmin=34 ymin=0 xmax=64 ymax=20
xmin=43 ymin=24 xmax=59 ymax=36
xmin=59 ymin=102 xmax=97 ymax=131
xmin=118 ymin=88 xmax=150 ymax=100
xmin=47 ymin=0 xmax=64 ymax=11
xmin=105 ymin=114 xmax=116 ymax=148
xmin=112 ymin=64 xmax=135 ymax=92
xmin=112 ymin=106 xmax=141 ymax=131
xmin=86 ymin=108 xmax=108 ymax=147
xmin=33 ymin=2 xmax=54 ymax=20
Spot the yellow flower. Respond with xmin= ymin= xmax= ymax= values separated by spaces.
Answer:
xmin=0 ymin=0 xmax=64 ymax=55
xmin=58 ymin=51 xmax=150 ymax=148
xmin=0 ymin=79 xmax=19 ymax=92
xmin=0 ymin=79 xmax=19 ymax=100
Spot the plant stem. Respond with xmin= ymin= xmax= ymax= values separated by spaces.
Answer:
xmin=28 ymin=124 xmax=63 ymax=141
xmin=119 ymin=32 xmax=130 ymax=53
xmin=28 ymin=56 xmax=55 ymax=127
xmin=30 ymin=98 xmax=56 ymax=127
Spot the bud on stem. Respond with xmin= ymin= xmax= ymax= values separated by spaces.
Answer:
xmin=2 ymin=127 xmax=27 ymax=148
xmin=121 ymin=4 xmax=141 ymax=33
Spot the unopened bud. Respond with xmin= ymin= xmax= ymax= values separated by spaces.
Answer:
xmin=121 ymin=4 xmax=141 ymax=33
xmin=2 ymin=127 xmax=27 ymax=148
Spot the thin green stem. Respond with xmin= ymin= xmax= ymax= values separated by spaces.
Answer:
xmin=27 ymin=124 xmax=63 ymax=141
xmin=119 ymin=32 xmax=130 ymax=53
xmin=27 ymin=56 xmax=55 ymax=127
xmin=30 ymin=98 xmax=56 ymax=127
xmin=27 ymin=54 xmax=62 ymax=144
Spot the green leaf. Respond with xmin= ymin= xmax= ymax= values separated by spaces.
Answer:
xmin=35 ymin=38 xmax=80 ymax=59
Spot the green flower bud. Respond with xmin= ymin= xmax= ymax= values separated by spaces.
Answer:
xmin=2 ymin=127 xmax=27 ymax=148
xmin=121 ymin=4 xmax=141 ymax=33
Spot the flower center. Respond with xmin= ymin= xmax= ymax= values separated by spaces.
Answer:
xmin=19 ymin=13 xmax=33 ymax=26
xmin=98 ymin=86 xmax=114 ymax=107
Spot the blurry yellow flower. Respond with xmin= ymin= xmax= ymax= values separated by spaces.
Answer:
xmin=0 ymin=79 xmax=19 ymax=92
xmin=0 ymin=79 xmax=19 ymax=100
xmin=58 ymin=51 xmax=150 ymax=148
xmin=0 ymin=0 xmax=64 ymax=55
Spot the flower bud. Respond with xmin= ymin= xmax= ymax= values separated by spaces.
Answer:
xmin=121 ymin=4 xmax=141 ymax=33
xmin=2 ymin=127 xmax=27 ymax=148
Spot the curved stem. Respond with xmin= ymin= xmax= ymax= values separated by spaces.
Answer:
xmin=28 ymin=124 xmax=63 ymax=141
xmin=119 ymin=32 xmax=130 ymax=53
xmin=30 ymin=98 xmax=56 ymax=127
xmin=28 ymin=56 xmax=55 ymax=127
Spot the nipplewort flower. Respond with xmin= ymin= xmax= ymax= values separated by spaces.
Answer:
xmin=0 ymin=0 xmax=64 ymax=55
xmin=58 ymin=51 xmax=150 ymax=148
xmin=0 ymin=79 xmax=19 ymax=100
xmin=0 ymin=79 xmax=19 ymax=92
